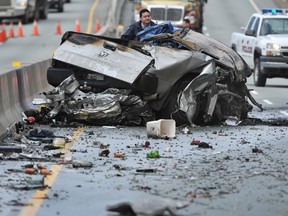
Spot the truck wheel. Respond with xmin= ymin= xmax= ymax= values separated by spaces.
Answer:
xmin=253 ymin=58 xmax=266 ymax=87
xmin=22 ymin=10 xmax=30 ymax=24
xmin=58 ymin=3 xmax=64 ymax=12
xmin=33 ymin=8 xmax=40 ymax=21
xmin=40 ymin=5 xmax=48 ymax=19
xmin=231 ymin=44 xmax=237 ymax=52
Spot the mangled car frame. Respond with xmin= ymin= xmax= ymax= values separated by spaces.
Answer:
xmin=45 ymin=22 xmax=262 ymax=126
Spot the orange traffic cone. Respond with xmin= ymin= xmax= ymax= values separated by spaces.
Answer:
xmin=2 ymin=23 xmax=7 ymax=41
xmin=17 ymin=20 xmax=24 ymax=37
xmin=95 ymin=17 xmax=101 ymax=33
xmin=32 ymin=19 xmax=39 ymax=36
xmin=0 ymin=27 xmax=4 ymax=43
xmin=55 ymin=20 xmax=62 ymax=35
xmin=9 ymin=22 xmax=14 ymax=38
xmin=75 ymin=19 xmax=81 ymax=32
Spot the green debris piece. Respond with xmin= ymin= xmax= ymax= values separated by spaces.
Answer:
xmin=147 ymin=150 xmax=160 ymax=158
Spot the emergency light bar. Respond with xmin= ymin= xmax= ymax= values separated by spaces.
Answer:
xmin=262 ymin=8 xmax=288 ymax=15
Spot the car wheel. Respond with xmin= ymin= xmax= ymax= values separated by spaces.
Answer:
xmin=160 ymin=78 xmax=199 ymax=126
xmin=253 ymin=58 xmax=266 ymax=87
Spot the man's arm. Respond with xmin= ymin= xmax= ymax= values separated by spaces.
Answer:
xmin=121 ymin=22 xmax=140 ymax=40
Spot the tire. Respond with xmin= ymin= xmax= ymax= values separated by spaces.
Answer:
xmin=47 ymin=68 xmax=74 ymax=87
xmin=58 ymin=3 xmax=64 ymax=12
xmin=231 ymin=44 xmax=237 ymax=52
xmin=22 ymin=10 xmax=30 ymax=24
xmin=40 ymin=5 xmax=48 ymax=19
xmin=159 ymin=79 xmax=199 ymax=126
xmin=253 ymin=58 xmax=266 ymax=87
xmin=33 ymin=8 xmax=40 ymax=21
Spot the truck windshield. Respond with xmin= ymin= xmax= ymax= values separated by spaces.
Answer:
xmin=260 ymin=18 xmax=288 ymax=35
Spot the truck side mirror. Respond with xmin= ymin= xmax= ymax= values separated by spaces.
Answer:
xmin=245 ymin=29 xmax=256 ymax=37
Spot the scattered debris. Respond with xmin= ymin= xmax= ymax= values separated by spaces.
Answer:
xmin=6 ymin=200 xmax=33 ymax=206
xmin=198 ymin=142 xmax=213 ymax=149
xmin=24 ymin=168 xmax=37 ymax=174
xmin=225 ymin=117 xmax=242 ymax=126
xmin=52 ymin=137 xmax=66 ymax=148
xmin=146 ymin=119 xmax=176 ymax=139
xmin=190 ymin=139 xmax=201 ymax=145
xmin=106 ymin=195 xmax=189 ymax=216
xmin=252 ymin=147 xmax=263 ymax=153
xmin=147 ymin=150 xmax=161 ymax=158
xmin=39 ymin=169 xmax=52 ymax=175
xmin=29 ymin=128 xmax=54 ymax=137
xmin=114 ymin=152 xmax=123 ymax=158
xmin=99 ymin=149 xmax=110 ymax=157
xmin=144 ymin=141 xmax=150 ymax=148
xmin=136 ymin=169 xmax=156 ymax=173
xmin=72 ymin=160 xmax=93 ymax=168
xmin=186 ymin=191 xmax=211 ymax=199
xmin=191 ymin=140 xmax=212 ymax=149
xmin=165 ymin=147 xmax=171 ymax=152
xmin=0 ymin=146 xmax=22 ymax=153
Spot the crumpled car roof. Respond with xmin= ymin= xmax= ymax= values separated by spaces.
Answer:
xmin=136 ymin=22 xmax=252 ymax=81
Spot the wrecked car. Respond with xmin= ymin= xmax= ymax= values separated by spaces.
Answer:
xmin=45 ymin=22 xmax=262 ymax=126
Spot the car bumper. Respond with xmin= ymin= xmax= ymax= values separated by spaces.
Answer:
xmin=260 ymin=56 xmax=288 ymax=78
xmin=0 ymin=9 xmax=25 ymax=18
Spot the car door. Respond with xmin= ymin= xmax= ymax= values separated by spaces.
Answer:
xmin=242 ymin=16 xmax=259 ymax=68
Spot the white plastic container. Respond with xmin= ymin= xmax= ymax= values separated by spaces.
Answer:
xmin=146 ymin=119 xmax=176 ymax=138
xmin=32 ymin=98 xmax=47 ymax=111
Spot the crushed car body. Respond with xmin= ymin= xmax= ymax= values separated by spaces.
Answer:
xmin=44 ymin=22 xmax=263 ymax=126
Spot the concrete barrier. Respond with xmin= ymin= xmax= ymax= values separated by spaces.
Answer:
xmin=0 ymin=69 xmax=23 ymax=139
xmin=0 ymin=59 xmax=51 ymax=138
xmin=17 ymin=59 xmax=51 ymax=111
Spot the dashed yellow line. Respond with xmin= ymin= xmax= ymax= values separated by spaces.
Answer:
xmin=86 ymin=0 xmax=100 ymax=34
xmin=19 ymin=127 xmax=85 ymax=216
xmin=19 ymin=0 xmax=99 ymax=213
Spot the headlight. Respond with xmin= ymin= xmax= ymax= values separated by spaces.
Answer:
xmin=265 ymin=43 xmax=281 ymax=56
xmin=16 ymin=0 xmax=28 ymax=7
xmin=266 ymin=43 xmax=280 ymax=49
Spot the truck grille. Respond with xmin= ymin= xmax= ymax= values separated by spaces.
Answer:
xmin=281 ymin=46 xmax=288 ymax=57
xmin=1 ymin=0 xmax=11 ymax=7
xmin=150 ymin=7 xmax=184 ymax=22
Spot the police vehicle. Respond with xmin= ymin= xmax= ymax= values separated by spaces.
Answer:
xmin=231 ymin=8 xmax=288 ymax=86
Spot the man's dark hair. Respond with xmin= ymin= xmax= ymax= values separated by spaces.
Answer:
xmin=183 ymin=18 xmax=190 ymax=24
xmin=139 ymin=9 xmax=151 ymax=18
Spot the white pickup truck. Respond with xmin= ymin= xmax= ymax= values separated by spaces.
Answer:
xmin=231 ymin=9 xmax=288 ymax=86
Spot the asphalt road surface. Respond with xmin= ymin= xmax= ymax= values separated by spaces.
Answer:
xmin=0 ymin=0 xmax=288 ymax=216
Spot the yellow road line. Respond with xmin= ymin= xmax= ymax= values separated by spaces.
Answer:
xmin=19 ymin=127 xmax=85 ymax=216
xmin=86 ymin=0 xmax=100 ymax=34
xmin=19 ymin=0 xmax=99 ymax=212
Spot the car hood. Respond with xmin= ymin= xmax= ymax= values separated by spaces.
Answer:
xmin=263 ymin=34 xmax=288 ymax=44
